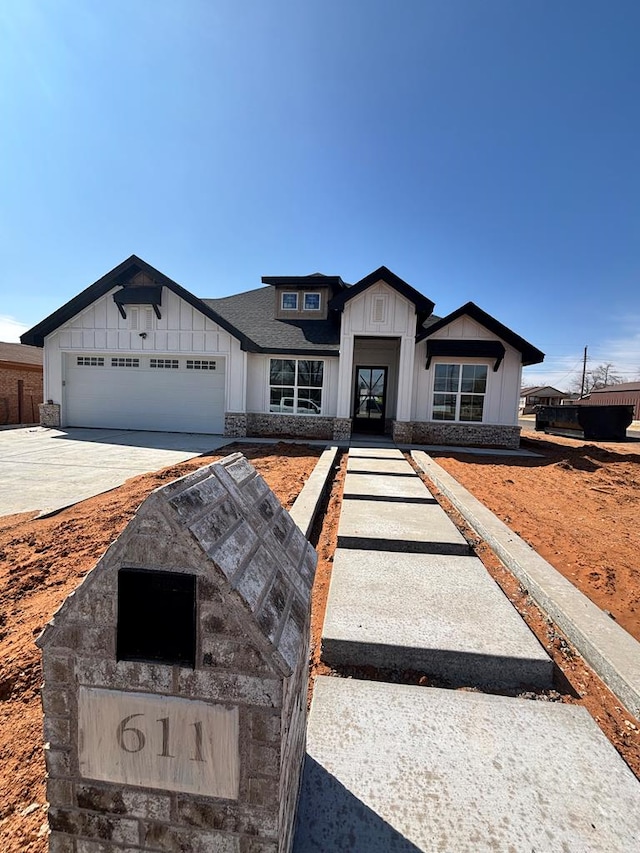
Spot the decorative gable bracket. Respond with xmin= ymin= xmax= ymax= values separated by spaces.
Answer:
xmin=113 ymin=285 xmax=163 ymax=320
xmin=425 ymin=339 xmax=506 ymax=372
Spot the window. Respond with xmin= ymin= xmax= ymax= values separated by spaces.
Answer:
xmin=77 ymin=357 xmax=104 ymax=367
xmin=432 ymin=364 xmax=487 ymax=422
xmin=269 ymin=359 xmax=323 ymax=415
xmin=186 ymin=360 xmax=216 ymax=370
xmin=281 ymin=292 xmax=298 ymax=310
xmin=111 ymin=357 xmax=140 ymax=368
xmin=150 ymin=359 xmax=179 ymax=369
xmin=303 ymin=292 xmax=321 ymax=311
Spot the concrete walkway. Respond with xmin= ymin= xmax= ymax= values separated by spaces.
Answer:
xmin=294 ymin=446 xmax=640 ymax=851
xmin=321 ymin=447 xmax=552 ymax=690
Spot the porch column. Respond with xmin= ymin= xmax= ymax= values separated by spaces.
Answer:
xmin=395 ymin=334 xmax=416 ymax=421
xmin=336 ymin=334 xmax=354 ymax=419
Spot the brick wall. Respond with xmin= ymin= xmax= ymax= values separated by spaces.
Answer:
xmin=0 ymin=366 xmax=42 ymax=424
xmin=39 ymin=454 xmax=317 ymax=852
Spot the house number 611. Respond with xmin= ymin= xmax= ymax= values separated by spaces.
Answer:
xmin=116 ymin=714 xmax=205 ymax=761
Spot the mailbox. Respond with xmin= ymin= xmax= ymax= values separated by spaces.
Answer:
xmin=37 ymin=452 xmax=317 ymax=853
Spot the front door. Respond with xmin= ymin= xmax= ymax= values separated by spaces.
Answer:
xmin=353 ymin=366 xmax=387 ymax=434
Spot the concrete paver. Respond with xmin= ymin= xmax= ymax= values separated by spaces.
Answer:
xmin=0 ymin=427 xmax=232 ymax=516
xmin=322 ymin=548 xmax=552 ymax=688
xmin=294 ymin=676 xmax=640 ymax=852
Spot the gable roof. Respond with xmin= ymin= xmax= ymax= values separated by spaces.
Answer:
xmin=204 ymin=287 xmax=340 ymax=355
xmin=328 ymin=266 xmax=435 ymax=321
xmin=0 ymin=341 xmax=43 ymax=367
xmin=20 ymin=255 xmax=252 ymax=350
xmin=417 ymin=301 xmax=544 ymax=366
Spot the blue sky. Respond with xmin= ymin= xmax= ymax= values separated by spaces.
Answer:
xmin=1 ymin=0 xmax=638 ymax=390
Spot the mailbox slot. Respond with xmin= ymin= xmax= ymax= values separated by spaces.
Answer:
xmin=117 ymin=568 xmax=196 ymax=667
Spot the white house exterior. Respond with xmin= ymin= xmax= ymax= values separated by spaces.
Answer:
xmin=22 ymin=256 xmax=544 ymax=448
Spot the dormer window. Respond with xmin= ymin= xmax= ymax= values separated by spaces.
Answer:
xmin=281 ymin=293 xmax=298 ymax=310
xmin=303 ymin=292 xmax=321 ymax=311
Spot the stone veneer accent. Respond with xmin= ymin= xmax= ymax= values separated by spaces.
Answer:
xmin=38 ymin=452 xmax=317 ymax=853
xmin=391 ymin=421 xmax=413 ymax=443
xmin=224 ymin=412 xmax=248 ymax=438
xmin=246 ymin=413 xmax=335 ymax=440
xmin=39 ymin=402 xmax=61 ymax=428
xmin=410 ymin=422 xmax=521 ymax=449
xmin=332 ymin=418 xmax=352 ymax=441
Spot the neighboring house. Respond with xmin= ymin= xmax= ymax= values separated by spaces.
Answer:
xmin=575 ymin=382 xmax=640 ymax=421
xmin=21 ymin=256 xmax=544 ymax=448
xmin=519 ymin=385 xmax=569 ymax=414
xmin=0 ymin=341 xmax=43 ymax=425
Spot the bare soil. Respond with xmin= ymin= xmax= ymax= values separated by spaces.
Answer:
xmin=1 ymin=433 xmax=639 ymax=852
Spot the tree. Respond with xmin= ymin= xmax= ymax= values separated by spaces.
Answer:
xmin=571 ymin=362 xmax=626 ymax=395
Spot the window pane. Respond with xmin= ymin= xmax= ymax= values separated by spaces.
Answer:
xmin=434 ymin=364 xmax=460 ymax=392
xmin=270 ymin=359 xmax=295 ymax=386
xmin=460 ymin=395 xmax=484 ymax=422
xmin=297 ymin=388 xmax=322 ymax=414
xmin=298 ymin=360 xmax=323 ymax=387
xmin=281 ymin=293 xmax=298 ymax=310
xmin=461 ymin=365 xmax=488 ymax=394
xmin=304 ymin=293 xmax=320 ymax=310
xmin=269 ymin=388 xmax=295 ymax=412
xmin=433 ymin=393 xmax=456 ymax=420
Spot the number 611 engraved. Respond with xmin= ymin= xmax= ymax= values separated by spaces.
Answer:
xmin=117 ymin=714 xmax=205 ymax=761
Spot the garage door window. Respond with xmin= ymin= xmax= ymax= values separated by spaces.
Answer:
xmin=150 ymin=359 xmax=179 ymax=369
xmin=77 ymin=357 xmax=104 ymax=367
xmin=187 ymin=360 xmax=217 ymax=370
xmin=111 ymin=358 xmax=140 ymax=368
xmin=269 ymin=359 xmax=323 ymax=415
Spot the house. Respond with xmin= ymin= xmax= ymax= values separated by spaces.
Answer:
xmin=0 ymin=341 xmax=43 ymax=425
xmin=575 ymin=382 xmax=640 ymax=421
xmin=21 ymin=256 xmax=544 ymax=448
xmin=519 ymin=385 xmax=569 ymax=414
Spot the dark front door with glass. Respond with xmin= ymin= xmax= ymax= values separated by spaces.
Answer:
xmin=353 ymin=366 xmax=387 ymax=433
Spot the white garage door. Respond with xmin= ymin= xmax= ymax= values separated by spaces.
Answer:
xmin=64 ymin=354 xmax=226 ymax=433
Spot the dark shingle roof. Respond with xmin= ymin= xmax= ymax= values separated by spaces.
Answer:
xmin=204 ymin=288 xmax=341 ymax=355
xmin=417 ymin=302 xmax=544 ymax=366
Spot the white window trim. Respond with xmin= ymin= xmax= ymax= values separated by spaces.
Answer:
xmin=303 ymin=292 xmax=321 ymax=311
xmin=268 ymin=358 xmax=324 ymax=416
xmin=281 ymin=292 xmax=298 ymax=311
xmin=430 ymin=361 xmax=489 ymax=423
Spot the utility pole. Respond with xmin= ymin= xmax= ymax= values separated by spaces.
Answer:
xmin=580 ymin=346 xmax=588 ymax=397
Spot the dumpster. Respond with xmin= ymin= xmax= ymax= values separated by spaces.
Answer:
xmin=535 ymin=405 xmax=634 ymax=440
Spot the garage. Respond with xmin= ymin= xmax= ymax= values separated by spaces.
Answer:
xmin=64 ymin=353 xmax=226 ymax=433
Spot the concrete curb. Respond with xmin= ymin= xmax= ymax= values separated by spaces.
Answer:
xmin=289 ymin=445 xmax=340 ymax=539
xmin=412 ymin=450 xmax=640 ymax=719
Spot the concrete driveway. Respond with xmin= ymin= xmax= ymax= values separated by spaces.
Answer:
xmin=0 ymin=427 xmax=234 ymax=517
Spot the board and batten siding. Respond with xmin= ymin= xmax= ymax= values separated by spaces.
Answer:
xmin=246 ymin=353 xmax=340 ymax=416
xmin=336 ymin=282 xmax=417 ymax=420
xmin=412 ymin=315 xmax=522 ymax=426
xmin=43 ymin=287 xmax=246 ymax=424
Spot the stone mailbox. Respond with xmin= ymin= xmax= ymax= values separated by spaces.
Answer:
xmin=37 ymin=452 xmax=317 ymax=853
